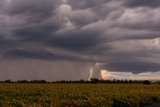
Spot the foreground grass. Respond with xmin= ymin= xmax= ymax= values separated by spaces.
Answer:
xmin=0 ymin=83 xmax=159 ymax=107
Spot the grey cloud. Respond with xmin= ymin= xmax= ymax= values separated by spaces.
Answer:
xmin=117 ymin=34 xmax=160 ymax=40
xmin=124 ymin=0 xmax=160 ymax=8
xmin=4 ymin=0 xmax=61 ymax=26
xmin=0 ymin=0 xmax=160 ymax=78
xmin=4 ymin=48 xmax=93 ymax=62
xmin=47 ymin=31 xmax=106 ymax=51
xmin=7 ymin=0 xmax=57 ymax=15
xmin=4 ymin=48 xmax=57 ymax=60
xmin=70 ymin=9 xmax=98 ymax=26
xmin=102 ymin=62 xmax=160 ymax=73
xmin=68 ymin=0 xmax=111 ymax=10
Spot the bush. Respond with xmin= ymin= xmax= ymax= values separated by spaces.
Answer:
xmin=143 ymin=80 xmax=150 ymax=85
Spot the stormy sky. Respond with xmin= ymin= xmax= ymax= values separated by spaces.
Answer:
xmin=0 ymin=0 xmax=160 ymax=81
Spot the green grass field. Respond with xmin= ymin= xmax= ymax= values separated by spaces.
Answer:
xmin=0 ymin=83 xmax=159 ymax=107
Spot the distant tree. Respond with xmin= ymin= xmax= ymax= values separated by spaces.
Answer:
xmin=129 ymin=80 xmax=133 ymax=84
xmin=143 ymin=80 xmax=150 ymax=85
xmin=158 ymin=81 xmax=160 ymax=85
xmin=31 ymin=80 xmax=47 ymax=83
xmin=124 ymin=79 xmax=128 ymax=84
xmin=79 ymin=79 xmax=85 ymax=83
xmin=17 ymin=80 xmax=29 ymax=83
xmin=40 ymin=80 xmax=47 ymax=83
xmin=90 ymin=78 xmax=99 ymax=84
xmin=4 ymin=79 xmax=12 ymax=83
xmin=100 ymin=79 xmax=106 ymax=83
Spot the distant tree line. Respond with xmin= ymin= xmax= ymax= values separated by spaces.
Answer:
xmin=0 ymin=78 xmax=157 ymax=85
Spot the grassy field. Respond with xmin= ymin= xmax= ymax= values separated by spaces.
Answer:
xmin=0 ymin=83 xmax=159 ymax=107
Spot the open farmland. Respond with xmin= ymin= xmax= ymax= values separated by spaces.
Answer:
xmin=0 ymin=84 xmax=159 ymax=107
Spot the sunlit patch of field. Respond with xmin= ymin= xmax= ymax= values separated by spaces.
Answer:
xmin=0 ymin=84 xmax=159 ymax=107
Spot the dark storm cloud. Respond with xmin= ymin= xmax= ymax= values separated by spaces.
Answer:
xmin=117 ymin=34 xmax=160 ymax=40
xmin=5 ymin=48 xmax=56 ymax=60
xmin=102 ymin=62 xmax=160 ymax=73
xmin=68 ymin=0 xmax=111 ymax=10
xmin=4 ymin=48 xmax=91 ymax=62
xmin=6 ymin=0 xmax=60 ymax=24
xmin=0 ymin=0 xmax=160 ymax=75
xmin=7 ymin=0 xmax=56 ymax=14
xmin=47 ymin=31 xmax=106 ymax=51
xmin=124 ymin=0 xmax=160 ymax=8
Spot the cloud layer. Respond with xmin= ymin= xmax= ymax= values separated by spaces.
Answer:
xmin=0 ymin=0 xmax=160 ymax=80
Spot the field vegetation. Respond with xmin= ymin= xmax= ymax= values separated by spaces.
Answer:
xmin=0 ymin=83 xmax=159 ymax=107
